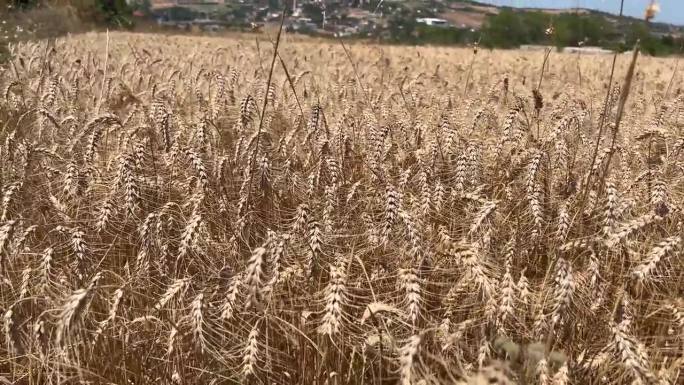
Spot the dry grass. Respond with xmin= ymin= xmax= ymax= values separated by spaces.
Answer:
xmin=0 ymin=31 xmax=683 ymax=385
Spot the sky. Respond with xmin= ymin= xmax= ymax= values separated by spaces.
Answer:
xmin=477 ymin=1 xmax=683 ymax=25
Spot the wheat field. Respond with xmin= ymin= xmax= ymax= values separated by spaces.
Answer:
xmin=0 ymin=31 xmax=682 ymax=385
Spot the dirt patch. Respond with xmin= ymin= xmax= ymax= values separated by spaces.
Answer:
xmin=440 ymin=10 xmax=488 ymax=29
xmin=447 ymin=1 xmax=500 ymax=14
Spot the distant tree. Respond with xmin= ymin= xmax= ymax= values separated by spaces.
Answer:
xmin=416 ymin=25 xmax=470 ymax=46
xmin=9 ymin=0 xmax=39 ymax=10
xmin=29 ymin=0 xmax=135 ymax=27
xmin=481 ymin=9 xmax=525 ymax=48
xmin=481 ymin=10 xmax=625 ymax=51
xmin=387 ymin=8 xmax=416 ymax=42
xmin=521 ymin=11 xmax=551 ymax=44
xmin=550 ymin=14 xmax=608 ymax=48
xmin=95 ymin=0 xmax=134 ymax=28
xmin=166 ymin=6 xmax=199 ymax=22
xmin=301 ymin=3 xmax=324 ymax=24
xmin=129 ymin=0 xmax=151 ymax=15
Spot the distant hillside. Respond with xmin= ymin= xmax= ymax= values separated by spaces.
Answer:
xmin=442 ymin=0 xmax=683 ymax=34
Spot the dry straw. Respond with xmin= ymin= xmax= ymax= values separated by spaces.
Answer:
xmin=0 ymin=7 xmax=681 ymax=383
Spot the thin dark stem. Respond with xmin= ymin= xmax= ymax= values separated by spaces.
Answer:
xmin=254 ymin=36 xmax=266 ymax=77
xmin=537 ymin=47 xmax=552 ymax=91
xmin=97 ymin=29 xmax=110 ymax=113
xmin=463 ymin=37 xmax=481 ymax=97
xmin=665 ymin=49 xmax=681 ymax=98
xmin=340 ymin=40 xmax=376 ymax=113
xmin=258 ymin=10 xmax=302 ymax=118
xmin=599 ymin=43 xmax=641 ymax=190
xmin=278 ymin=54 xmax=305 ymax=118
xmin=578 ymin=0 xmax=625 ymax=211
xmin=245 ymin=8 xmax=287 ymax=213
xmin=576 ymin=50 xmax=583 ymax=87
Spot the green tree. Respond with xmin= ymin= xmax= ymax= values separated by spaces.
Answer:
xmin=54 ymin=0 xmax=135 ymax=28
xmin=301 ymin=3 xmax=323 ymax=25
xmin=96 ymin=0 xmax=133 ymax=27
xmin=624 ymin=22 xmax=666 ymax=55
xmin=129 ymin=0 xmax=151 ymax=15
xmin=481 ymin=10 xmax=525 ymax=48
xmin=10 ymin=0 xmax=40 ymax=10
xmin=522 ymin=12 xmax=551 ymax=44
xmin=387 ymin=8 xmax=417 ymax=43
xmin=481 ymin=10 xmax=624 ymax=51
xmin=551 ymin=14 xmax=611 ymax=48
xmin=415 ymin=26 xmax=469 ymax=45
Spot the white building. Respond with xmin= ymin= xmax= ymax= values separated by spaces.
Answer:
xmin=416 ymin=18 xmax=449 ymax=27
xmin=563 ymin=46 xmax=613 ymax=55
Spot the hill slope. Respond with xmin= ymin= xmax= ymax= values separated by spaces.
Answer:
xmin=441 ymin=0 xmax=683 ymax=33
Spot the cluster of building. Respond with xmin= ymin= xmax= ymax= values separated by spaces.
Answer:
xmin=136 ymin=0 xmax=682 ymax=52
xmin=141 ymin=0 xmax=450 ymax=35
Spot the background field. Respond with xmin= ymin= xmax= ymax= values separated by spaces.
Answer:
xmin=0 ymin=31 xmax=682 ymax=384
